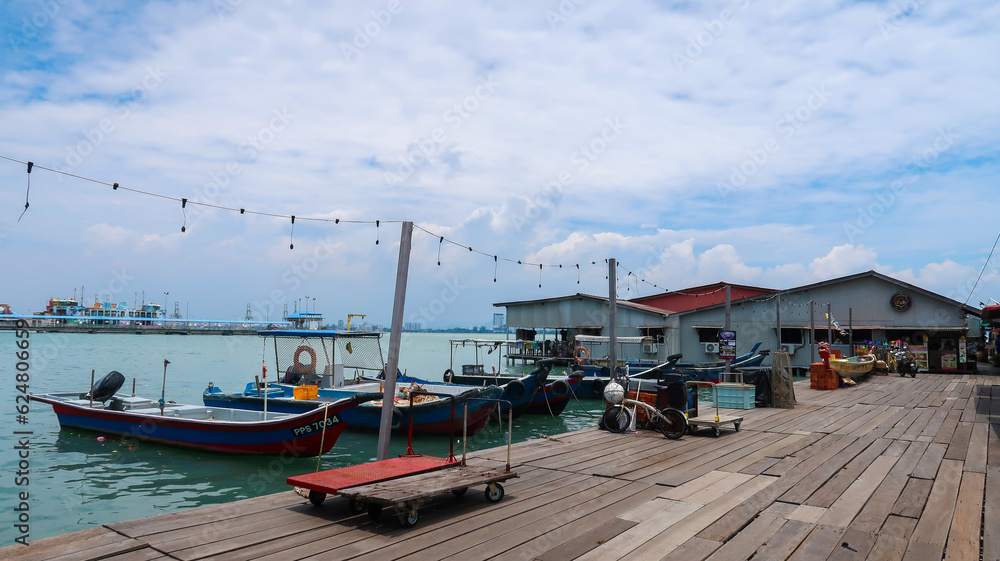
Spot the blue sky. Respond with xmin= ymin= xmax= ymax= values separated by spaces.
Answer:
xmin=1 ymin=0 xmax=998 ymax=327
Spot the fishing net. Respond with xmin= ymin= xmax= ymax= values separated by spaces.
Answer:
xmin=770 ymin=350 xmax=796 ymax=408
xmin=263 ymin=332 xmax=386 ymax=385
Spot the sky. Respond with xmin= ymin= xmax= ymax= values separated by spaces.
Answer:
xmin=1 ymin=0 xmax=998 ymax=327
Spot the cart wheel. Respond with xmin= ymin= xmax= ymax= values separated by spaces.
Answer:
xmin=734 ymin=422 xmax=741 ymax=432
xmin=452 ymin=487 xmax=469 ymax=497
xmin=601 ymin=407 xmax=631 ymax=434
xmin=485 ymin=483 xmax=505 ymax=503
xmin=367 ymin=504 xmax=383 ymax=521
xmin=348 ymin=498 xmax=366 ymax=513
xmin=712 ymin=426 xmax=721 ymax=438
xmin=308 ymin=491 xmax=326 ymax=506
xmin=399 ymin=506 xmax=419 ymax=528
xmin=655 ymin=408 xmax=686 ymax=440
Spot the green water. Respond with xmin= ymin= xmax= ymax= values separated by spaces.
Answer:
xmin=0 ymin=332 xmax=605 ymax=545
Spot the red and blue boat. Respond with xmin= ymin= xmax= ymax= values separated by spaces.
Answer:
xmin=30 ymin=390 xmax=361 ymax=456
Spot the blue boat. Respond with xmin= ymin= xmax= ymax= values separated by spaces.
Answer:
xmin=203 ymin=329 xmax=503 ymax=436
xmin=675 ymin=343 xmax=770 ymax=383
xmin=393 ymin=361 xmax=551 ymax=420
xmin=204 ymin=381 xmax=502 ymax=436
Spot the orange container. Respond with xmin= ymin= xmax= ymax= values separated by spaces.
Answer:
xmin=294 ymin=385 xmax=318 ymax=400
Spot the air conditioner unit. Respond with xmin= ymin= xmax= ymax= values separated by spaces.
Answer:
xmin=704 ymin=342 xmax=720 ymax=354
xmin=642 ymin=343 xmax=658 ymax=354
xmin=779 ymin=344 xmax=798 ymax=353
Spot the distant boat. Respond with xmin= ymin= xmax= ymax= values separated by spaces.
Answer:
xmin=31 ymin=385 xmax=360 ymax=456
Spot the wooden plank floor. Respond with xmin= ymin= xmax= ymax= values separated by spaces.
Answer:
xmin=6 ymin=371 xmax=1000 ymax=561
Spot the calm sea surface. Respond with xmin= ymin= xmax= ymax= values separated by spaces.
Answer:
xmin=0 ymin=332 xmax=605 ymax=544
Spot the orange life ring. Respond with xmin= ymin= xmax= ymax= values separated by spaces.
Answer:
xmin=574 ymin=346 xmax=590 ymax=363
xmin=293 ymin=345 xmax=317 ymax=374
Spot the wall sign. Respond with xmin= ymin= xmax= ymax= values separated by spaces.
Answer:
xmin=719 ymin=330 xmax=737 ymax=360
xmin=890 ymin=292 xmax=912 ymax=312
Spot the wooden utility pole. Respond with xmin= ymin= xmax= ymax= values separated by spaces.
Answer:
xmin=827 ymin=303 xmax=833 ymax=353
xmin=377 ymin=221 xmax=413 ymax=461
xmin=810 ymin=301 xmax=816 ymax=365
xmin=776 ymin=292 xmax=782 ymax=349
xmin=608 ymin=258 xmax=617 ymax=377
xmin=724 ymin=284 xmax=731 ymax=373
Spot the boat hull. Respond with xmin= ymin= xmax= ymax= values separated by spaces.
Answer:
xmin=425 ymin=365 xmax=549 ymax=421
xmin=524 ymin=376 xmax=580 ymax=415
xmin=30 ymin=394 xmax=350 ymax=456
xmin=829 ymin=356 xmax=875 ymax=379
xmin=203 ymin=385 xmax=503 ymax=436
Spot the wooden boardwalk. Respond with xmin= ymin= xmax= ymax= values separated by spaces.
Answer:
xmin=6 ymin=372 xmax=1000 ymax=561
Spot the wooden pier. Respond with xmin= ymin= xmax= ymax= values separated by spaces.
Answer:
xmin=6 ymin=371 xmax=1000 ymax=560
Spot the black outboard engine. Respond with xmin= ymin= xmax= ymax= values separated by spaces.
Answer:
xmin=84 ymin=370 xmax=126 ymax=402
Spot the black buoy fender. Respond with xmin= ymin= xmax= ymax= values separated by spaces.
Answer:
xmin=505 ymin=379 xmax=526 ymax=400
xmin=86 ymin=370 xmax=126 ymax=402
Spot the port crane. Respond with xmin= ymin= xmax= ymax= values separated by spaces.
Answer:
xmin=347 ymin=314 xmax=366 ymax=330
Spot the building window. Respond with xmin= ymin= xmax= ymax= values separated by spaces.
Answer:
xmin=779 ymin=328 xmax=803 ymax=344
xmin=696 ymin=327 xmax=720 ymax=343
xmin=640 ymin=327 xmax=665 ymax=343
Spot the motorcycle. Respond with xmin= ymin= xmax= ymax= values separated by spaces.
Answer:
xmin=895 ymin=351 xmax=917 ymax=378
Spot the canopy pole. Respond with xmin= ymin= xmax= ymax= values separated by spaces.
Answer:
xmin=377 ymin=221 xmax=412 ymax=461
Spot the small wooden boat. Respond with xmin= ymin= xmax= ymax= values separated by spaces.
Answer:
xmin=829 ymin=355 xmax=876 ymax=379
xmin=31 ymin=389 xmax=361 ymax=456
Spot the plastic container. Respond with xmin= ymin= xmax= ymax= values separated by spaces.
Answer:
xmin=715 ymin=383 xmax=755 ymax=409
xmin=294 ymin=385 xmax=318 ymax=400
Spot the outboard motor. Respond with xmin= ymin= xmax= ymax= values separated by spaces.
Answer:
xmin=84 ymin=370 xmax=126 ymax=402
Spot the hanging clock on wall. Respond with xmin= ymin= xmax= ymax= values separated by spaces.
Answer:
xmin=890 ymin=292 xmax=912 ymax=312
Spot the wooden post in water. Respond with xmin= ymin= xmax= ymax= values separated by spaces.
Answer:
xmin=377 ymin=221 xmax=413 ymax=461
xmin=608 ymin=258 xmax=617 ymax=378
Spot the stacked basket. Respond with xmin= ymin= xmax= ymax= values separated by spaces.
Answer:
xmin=810 ymin=362 xmax=839 ymax=390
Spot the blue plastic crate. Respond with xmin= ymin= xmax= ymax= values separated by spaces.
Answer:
xmin=715 ymin=383 xmax=755 ymax=409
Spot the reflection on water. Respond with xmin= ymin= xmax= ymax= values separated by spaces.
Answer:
xmin=1 ymin=332 xmax=607 ymax=543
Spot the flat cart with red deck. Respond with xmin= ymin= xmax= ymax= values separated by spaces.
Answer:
xmin=288 ymin=393 xmax=515 ymax=527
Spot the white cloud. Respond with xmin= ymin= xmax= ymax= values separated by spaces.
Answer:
xmin=1 ymin=0 xmax=998 ymax=324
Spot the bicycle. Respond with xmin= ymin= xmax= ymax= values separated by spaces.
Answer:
xmin=599 ymin=372 xmax=687 ymax=439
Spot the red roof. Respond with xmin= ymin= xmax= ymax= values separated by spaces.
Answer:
xmin=629 ymin=282 xmax=775 ymax=313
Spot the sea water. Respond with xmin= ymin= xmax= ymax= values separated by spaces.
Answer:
xmin=0 ymin=331 xmax=604 ymax=544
